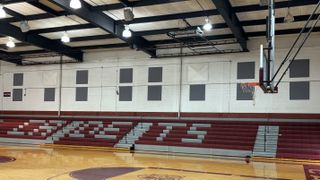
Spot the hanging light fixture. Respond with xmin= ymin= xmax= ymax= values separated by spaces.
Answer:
xmin=122 ymin=25 xmax=132 ymax=38
xmin=6 ymin=37 xmax=15 ymax=48
xmin=203 ymin=17 xmax=212 ymax=31
xmin=0 ymin=4 xmax=6 ymax=18
xmin=284 ymin=7 xmax=295 ymax=23
xmin=61 ymin=32 xmax=70 ymax=43
xmin=70 ymin=0 xmax=81 ymax=9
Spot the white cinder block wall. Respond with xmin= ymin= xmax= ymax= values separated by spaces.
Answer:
xmin=0 ymin=35 xmax=319 ymax=113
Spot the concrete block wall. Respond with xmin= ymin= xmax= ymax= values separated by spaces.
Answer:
xmin=0 ymin=35 xmax=319 ymax=113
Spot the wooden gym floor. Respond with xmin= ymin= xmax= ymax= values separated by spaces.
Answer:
xmin=0 ymin=144 xmax=319 ymax=180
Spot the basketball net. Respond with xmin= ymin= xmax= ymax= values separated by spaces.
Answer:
xmin=240 ymin=82 xmax=259 ymax=105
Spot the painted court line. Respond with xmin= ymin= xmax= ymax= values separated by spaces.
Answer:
xmin=148 ymin=167 xmax=292 ymax=180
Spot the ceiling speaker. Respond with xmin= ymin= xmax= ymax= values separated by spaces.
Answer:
xmin=124 ymin=7 xmax=134 ymax=21
xmin=20 ymin=21 xmax=30 ymax=33
xmin=260 ymin=0 xmax=268 ymax=6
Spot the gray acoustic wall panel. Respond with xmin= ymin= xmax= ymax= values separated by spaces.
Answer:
xmin=12 ymin=88 xmax=23 ymax=101
xmin=289 ymin=59 xmax=309 ymax=78
xmin=290 ymin=81 xmax=309 ymax=100
xmin=237 ymin=83 xmax=254 ymax=100
xmin=148 ymin=67 xmax=163 ymax=82
xmin=120 ymin=68 xmax=133 ymax=83
xmin=13 ymin=73 xmax=23 ymax=86
xmin=189 ymin=84 xmax=205 ymax=101
xmin=44 ymin=88 xmax=55 ymax=101
xmin=76 ymin=87 xmax=88 ymax=101
xmin=76 ymin=70 xmax=88 ymax=84
xmin=148 ymin=85 xmax=162 ymax=101
xmin=119 ymin=86 xmax=132 ymax=101
xmin=237 ymin=62 xmax=255 ymax=79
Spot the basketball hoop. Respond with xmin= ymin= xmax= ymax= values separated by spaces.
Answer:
xmin=240 ymin=82 xmax=259 ymax=94
xmin=240 ymin=82 xmax=259 ymax=105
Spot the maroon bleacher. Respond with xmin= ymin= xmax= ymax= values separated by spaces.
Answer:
xmin=276 ymin=124 xmax=320 ymax=160
xmin=1 ymin=117 xmax=320 ymax=160
xmin=0 ymin=119 xmax=66 ymax=140
xmin=136 ymin=122 xmax=258 ymax=151
xmin=53 ymin=121 xmax=136 ymax=147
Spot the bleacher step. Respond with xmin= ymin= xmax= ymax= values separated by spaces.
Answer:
xmin=115 ymin=122 xmax=152 ymax=148
xmin=253 ymin=126 xmax=279 ymax=158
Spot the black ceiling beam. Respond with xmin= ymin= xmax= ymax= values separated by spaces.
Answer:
xmin=0 ymin=13 xmax=63 ymax=23
xmin=0 ymin=22 xmax=83 ymax=61
xmin=2 ymin=34 xmax=116 ymax=48
xmin=0 ymin=0 xmax=219 ymax=24
xmin=2 ymin=6 xmax=25 ymax=20
xmin=71 ymin=35 xmax=235 ymax=50
xmin=11 ymin=44 xmax=129 ymax=55
xmin=47 ymin=34 xmax=115 ymax=44
xmin=12 ymin=25 xmax=320 ymax=55
xmin=118 ymin=0 xmax=319 ymax=24
xmin=248 ymin=26 xmax=320 ymax=37
xmin=133 ymin=13 xmax=320 ymax=36
xmin=29 ymin=23 xmax=96 ymax=34
xmin=5 ymin=12 xmax=318 ymax=46
xmin=0 ymin=0 xmax=187 ymax=23
xmin=7 ymin=34 xmax=235 ymax=54
xmin=5 ymin=13 xmax=318 ymax=46
xmin=71 ymin=26 xmax=320 ymax=48
xmin=0 ymin=42 xmax=29 ymax=50
xmin=11 ymin=49 xmax=49 ymax=55
xmin=130 ymin=0 xmax=308 ymax=22
xmin=152 ymin=34 xmax=236 ymax=45
xmin=131 ymin=0 xmax=186 ymax=7
xmin=26 ymin=12 xmax=319 ymax=37
xmin=0 ymin=5 xmax=83 ymax=61
xmin=0 ymin=50 xmax=22 ymax=65
xmin=91 ymin=0 xmax=187 ymax=11
xmin=211 ymin=0 xmax=248 ymax=51
xmin=49 ymin=0 xmax=156 ymax=57
xmin=118 ymin=0 xmax=132 ymax=7
xmin=127 ymin=10 xmax=219 ymax=24
xmin=241 ymin=14 xmax=320 ymax=26
xmin=73 ymin=43 xmax=129 ymax=50
xmin=234 ymin=0 xmax=319 ymax=13
xmin=70 ymin=34 xmax=114 ymax=42
xmin=15 ymin=23 xmax=320 ymax=52
xmin=135 ymin=23 xmax=229 ymax=36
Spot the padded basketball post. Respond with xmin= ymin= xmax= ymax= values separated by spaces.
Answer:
xmin=267 ymin=0 xmax=275 ymax=91
xmin=259 ymin=44 xmax=267 ymax=92
xmin=259 ymin=0 xmax=278 ymax=93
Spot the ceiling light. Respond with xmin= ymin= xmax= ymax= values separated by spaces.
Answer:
xmin=20 ymin=21 xmax=30 ymax=33
xmin=70 ymin=0 xmax=81 ymax=9
xmin=0 ymin=5 xmax=6 ymax=18
xmin=203 ymin=18 xmax=212 ymax=31
xmin=61 ymin=32 xmax=70 ymax=43
xmin=284 ymin=7 xmax=295 ymax=23
xmin=6 ymin=37 xmax=15 ymax=48
xmin=122 ymin=25 xmax=132 ymax=38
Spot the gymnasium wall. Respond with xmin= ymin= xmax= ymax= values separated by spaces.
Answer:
xmin=0 ymin=34 xmax=319 ymax=115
